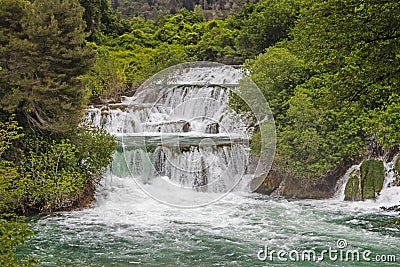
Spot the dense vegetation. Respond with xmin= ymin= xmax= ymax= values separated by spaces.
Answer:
xmin=0 ymin=0 xmax=116 ymax=265
xmin=111 ymin=0 xmax=261 ymax=20
xmin=80 ymin=0 xmax=399 ymax=181
xmin=248 ymin=0 xmax=400 ymax=184
xmin=1 ymin=0 xmax=399 ymax=264
xmin=79 ymin=0 xmax=300 ymax=101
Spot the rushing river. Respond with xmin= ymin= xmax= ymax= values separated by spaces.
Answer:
xmin=18 ymin=180 xmax=400 ymax=266
xmin=17 ymin=62 xmax=400 ymax=266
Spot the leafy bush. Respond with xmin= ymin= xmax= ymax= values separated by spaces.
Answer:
xmin=17 ymin=127 xmax=116 ymax=213
xmin=21 ymin=137 xmax=87 ymax=213
xmin=0 ymin=120 xmax=116 ymax=214
xmin=0 ymin=118 xmax=35 ymax=266
xmin=0 ymin=215 xmax=35 ymax=266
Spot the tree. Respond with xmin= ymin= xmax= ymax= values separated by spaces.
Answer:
xmin=197 ymin=20 xmax=241 ymax=63
xmin=259 ymin=0 xmax=400 ymax=179
xmin=231 ymin=0 xmax=301 ymax=58
xmin=288 ymin=0 xmax=400 ymax=148
xmin=79 ymin=0 xmax=130 ymax=41
xmin=79 ymin=0 xmax=110 ymax=39
xmin=0 ymin=0 xmax=95 ymax=131
xmin=245 ymin=47 xmax=308 ymax=115
xmin=289 ymin=0 xmax=400 ymax=110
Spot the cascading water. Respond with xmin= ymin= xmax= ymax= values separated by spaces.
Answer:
xmin=18 ymin=63 xmax=400 ymax=267
xmin=376 ymin=155 xmax=400 ymax=205
xmin=334 ymin=164 xmax=362 ymax=200
xmin=85 ymin=63 xmax=254 ymax=206
xmin=334 ymin=154 xmax=400 ymax=206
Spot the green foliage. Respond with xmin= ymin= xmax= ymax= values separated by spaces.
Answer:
xmin=111 ymin=45 xmax=192 ymax=89
xmin=113 ymin=0 xmax=259 ymax=20
xmin=0 ymin=117 xmax=24 ymax=214
xmin=88 ymin=9 xmax=212 ymax=93
xmin=0 ymin=0 xmax=27 ymax=44
xmin=85 ymin=1 xmax=302 ymax=97
xmin=152 ymin=43 xmax=194 ymax=69
xmin=245 ymin=47 xmax=308 ymax=115
xmin=231 ymin=0 xmax=301 ymax=58
xmin=80 ymin=48 xmax=127 ymax=101
xmin=228 ymin=89 xmax=252 ymax=114
xmin=79 ymin=0 xmax=130 ymax=41
xmin=0 ymin=119 xmax=35 ymax=266
xmin=14 ymin=126 xmax=116 ymax=213
xmin=196 ymin=20 xmax=241 ymax=63
xmin=288 ymin=0 xmax=400 ymax=149
xmin=279 ymin=87 xmax=365 ymax=177
xmin=0 ymin=116 xmax=24 ymax=158
xmin=0 ymin=215 xmax=35 ymax=267
xmin=240 ymin=0 xmax=400 ymax=181
xmin=250 ymin=129 xmax=262 ymax=156
xmin=0 ymin=0 xmax=117 ymax=215
xmin=0 ymin=117 xmax=115 ymax=214
xmin=68 ymin=126 xmax=117 ymax=178
xmin=154 ymin=13 xmax=198 ymax=44
xmin=0 ymin=161 xmax=25 ymax=214
xmin=369 ymin=96 xmax=400 ymax=149
xmin=249 ymin=119 xmax=276 ymax=158
xmin=21 ymin=137 xmax=86 ymax=213
xmin=0 ymin=0 xmax=95 ymax=130
xmin=275 ymin=90 xmax=327 ymax=176
xmin=80 ymin=0 xmax=111 ymax=39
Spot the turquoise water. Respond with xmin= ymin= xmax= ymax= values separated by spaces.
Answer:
xmin=38 ymin=62 xmax=400 ymax=266
xmin=18 ymin=175 xmax=400 ymax=266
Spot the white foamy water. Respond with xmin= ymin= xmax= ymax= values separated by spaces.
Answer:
xmin=18 ymin=63 xmax=400 ymax=266
xmin=334 ymin=154 xmax=400 ymax=207
xmin=20 ymin=177 xmax=400 ymax=266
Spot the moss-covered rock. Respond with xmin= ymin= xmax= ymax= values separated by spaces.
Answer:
xmin=281 ymin=176 xmax=336 ymax=199
xmin=250 ymin=169 xmax=339 ymax=199
xmin=360 ymin=159 xmax=385 ymax=199
xmin=254 ymin=175 xmax=282 ymax=195
xmin=395 ymin=156 xmax=400 ymax=172
xmin=394 ymin=156 xmax=400 ymax=186
xmin=344 ymin=170 xmax=362 ymax=201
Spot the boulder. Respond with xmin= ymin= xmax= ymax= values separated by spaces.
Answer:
xmin=395 ymin=156 xmax=400 ymax=185
xmin=205 ymin=122 xmax=219 ymax=134
xmin=252 ymin=174 xmax=282 ymax=195
xmin=344 ymin=170 xmax=362 ymax=201
xmin=360 ymin=159 xmax=385 ymax=199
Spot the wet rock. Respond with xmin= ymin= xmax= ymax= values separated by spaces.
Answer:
xmin=360 ymin=159 xmax=385 ymax=199
xmin=205 ymin=122 xmax=219 ymax=134
xmin=249 ymin=158 xmax=357 ymax=199
xmin=251 ymin=173 xmax=282 ymax=195
xmin=278 ymin=176 xmax=337 ymax=199
xmin=181 ymin=121 xmax=190 ymax=132
xmin=100 ymin=106 xmax=109 ymax=116
xmin=394 ymin=156 xmax=400 ymax=186
xmin=344 ymin=170 xmax=362 ymax=201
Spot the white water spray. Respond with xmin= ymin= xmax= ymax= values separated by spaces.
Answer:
xmin=85 ymin=62 xmax=274 ymax=207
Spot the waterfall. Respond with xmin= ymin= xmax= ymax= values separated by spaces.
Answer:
xmin=87 ymin=63 xmax=260 ymax=206
xmin=333 ymin=164 xmax=361 ymax=200
xmin=334 ymin=154 xmax=400 ymax=205
xmin=377 ymin=154 xmax=400 ymax=205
